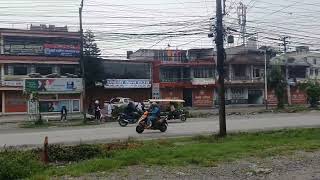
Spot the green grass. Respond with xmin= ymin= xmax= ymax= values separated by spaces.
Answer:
xmin=28 ymin=128 xmax=320 ymax=179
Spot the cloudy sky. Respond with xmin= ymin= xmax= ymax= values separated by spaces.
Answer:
xmin=0 ymin=0 xmax=320 ymax=56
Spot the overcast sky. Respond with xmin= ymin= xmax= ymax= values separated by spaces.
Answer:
xmin=0 ymin=0 xmax=320 ymax=56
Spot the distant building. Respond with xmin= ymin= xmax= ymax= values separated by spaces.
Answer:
xmin=0 ymin=26 xmax=82 ymax=115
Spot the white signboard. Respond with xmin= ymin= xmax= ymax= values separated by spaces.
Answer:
xmin=104 ymin=79 xmax=151 ymax=89
xmin=2 ymin=80 xmax=23 ymax=87
xmin=191 ymin=78 xmax=215 ymax=85
xmin=152 ymin=83 xmax=160 ymax=99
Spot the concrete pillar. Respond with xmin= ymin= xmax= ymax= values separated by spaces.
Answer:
xmin=228 ymin=64 xmax=232 ymax=80
xmin=1 ymin=64 xmax=4 ymax=82
xmin=250 ymin=65 xmax=254 ymax=81
xmin=2 ymin=91 xmax=5 ymax=114
xmin=0 ymin=37 xmax=4 ymax=54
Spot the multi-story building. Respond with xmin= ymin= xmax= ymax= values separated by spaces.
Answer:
xmin=0 ymin=25 xmax=83 ymax=115
xmin=222 ymin=46 xmax=266 ymax=105
xmin=86 ymin=59 xmax=152 ymax=104
xmin=129 ymin=48 xmax=216 ymax=108
xmin=269 ymin=46 xmax=320 ymax=105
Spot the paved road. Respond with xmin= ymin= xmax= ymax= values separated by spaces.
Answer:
xmin=0 ymin=112 xmax=319 ymax=147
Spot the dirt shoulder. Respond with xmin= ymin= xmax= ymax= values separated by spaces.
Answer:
xmin=82 ymin=151 xmax=320 ymax=180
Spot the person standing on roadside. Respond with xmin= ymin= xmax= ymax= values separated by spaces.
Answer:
xmin=94 ymin=100 xmax=101 ymax=121
xmin=60 ymin=106 xmax=68 ymax=122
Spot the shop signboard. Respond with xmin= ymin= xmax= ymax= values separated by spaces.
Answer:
xmin=152 ymin=83 xmax=160 ymax=99
xmin=104 ymin=79 xmax=151 ymax=89
xmin=1 ymin=80 xmax=23 ymax=87
xmin=4 ymin=44 xmax=43 ymax=55
xmin=24 ymin=78 xmax=83 ymax=93
xmin=191 ymin=78 xmax=215 ymax=85
xmin=44 ymin=44 xmax=80 ymax=57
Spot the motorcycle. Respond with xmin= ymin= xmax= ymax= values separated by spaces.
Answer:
xmin=136 ymin=111 xmax=168 ymax=134
xmin=166 ymin=109 xmax=187 ymax=122
xmin=118 ymin=111 xmax=142 ymax=127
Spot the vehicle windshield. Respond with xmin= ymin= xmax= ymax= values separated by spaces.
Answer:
xmin=111 ymin=98 xmax=121 ymax=103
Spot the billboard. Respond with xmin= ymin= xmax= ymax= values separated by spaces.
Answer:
xmin=4 ymin=44 xmax=43 ymax=56
xmin=44 ymin=44 xmax=80 ymax=57
xmin=104 ymin=79 xmax=151 ymax=89
xmin=24 ymin=78 xmax=83 ymax=93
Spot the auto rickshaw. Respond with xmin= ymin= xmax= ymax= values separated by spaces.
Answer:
xmin=148 ymin=99 xmax=187 ymax=122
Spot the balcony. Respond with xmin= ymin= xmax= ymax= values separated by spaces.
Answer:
xmin=160 ymin=78 xmax=191 ymax=83
xmin=226 ymin=75 xmax=264 ymax=84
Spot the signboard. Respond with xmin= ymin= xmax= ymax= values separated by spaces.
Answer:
xmin=4 ymin=44 xmax=43 ymax=56
xmin=191 ymin=78 xmax=215 ymax=85
xmin=193 ymin=89 xmax=213 ymax=107
xmin=44 ymin=44 xmax=80 ymax=57
xmin=291 ymin=88 xmax=307 ymax=105
xmin=24 ymin=78 xmax=83 ymax=93
xmin=1 ymin=80 xmax=23 ymax=87
xmin=152 ymin=83 xmax=160 ymax=99
xmin=104 ymin=79 xmax=151 ymax=89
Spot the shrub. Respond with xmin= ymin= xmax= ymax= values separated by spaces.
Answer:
xmin=47 ymin=144 xmax=103 ymax=162
xmin=0 ymin=150 xmax=43 ymax=179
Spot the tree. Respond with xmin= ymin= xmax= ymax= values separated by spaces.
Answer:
xmin=83 ymin=30 xmax=101 ymax=57
xmin=82 ymin=30 xmax=104 ymax=88
xmin=268 ymin=64 xmax=287 ymax=109
xmin=299 ymin=80 xmax=320 ymax=108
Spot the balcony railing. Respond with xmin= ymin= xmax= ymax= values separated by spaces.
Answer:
xmin=160 ymin=78 xmax=191 ymax=82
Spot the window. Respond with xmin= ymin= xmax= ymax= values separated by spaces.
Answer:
xmin=193 ymin=68 xmax=214 ymax=78
xmin=316 ymin=69 xmax=319 ymax=76
xmin=310 ymin=69 xmax=314 ymax=76
xmin=13 ymin=66 xmax=28 ymax=75
xmin=60 ymin=66 xmax=76 ymax=75
xmin=233 ymin=65 xmax=246 ymax=77
xmin=253 ymin=68 xmax=262 ymax=78
xmin=36 ymin=66 xmax=52 ymax=75
xmin=314 ymin=58 xmax=317 ymax=65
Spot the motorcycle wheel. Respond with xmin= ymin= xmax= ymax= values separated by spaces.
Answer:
xmin=118 ymin=117 xmax=129 ymax=127
xmin=180 ymin=115 xmax=187 ymax=122
xmin=136 ymin=125 xmax=144 ymax=134
xmin=159 ymin=124 xmax=167 ymax=132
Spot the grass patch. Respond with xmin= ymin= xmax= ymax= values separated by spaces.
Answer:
xmin=1 ymin=128 xmax=318 ymax=179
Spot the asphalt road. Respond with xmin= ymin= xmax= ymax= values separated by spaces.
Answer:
xmin=0 ymin=112 xmax=319 ymax=147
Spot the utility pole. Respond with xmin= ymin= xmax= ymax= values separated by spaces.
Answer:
xmin=237 ymin=2 xmax=247 ymax=46
xmin=215 ymin=0 xmax=227 ymax=137
xmin=281 ymin=36 xmax=291 ymax=106
xmin=264 ymin=49 xmax=268 ymax=110
xmin=79 ymin=0 xmax=86 ymax=120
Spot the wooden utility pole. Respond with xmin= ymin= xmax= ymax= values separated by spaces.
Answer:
xmin=215 ymin=0 xmax=227 ymax=137
xmin=79 ymin=0 xmax=86 ymax=120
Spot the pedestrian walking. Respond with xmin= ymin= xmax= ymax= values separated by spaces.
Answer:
xmin=60 ymin=106 xmax=68 ymax=122
xmin=94 ymin=100 xmax=101 ymax=121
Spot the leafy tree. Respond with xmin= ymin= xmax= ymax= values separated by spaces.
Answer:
xmin=83 ymin=30 xmax=101 ymax=57
xmin=299 ymin=80 xmax=320 ymax=108
xmin=268 ymin=64 xmax=287 ymax=109
xmin=82 ymin=30 xmax=104 ymax=88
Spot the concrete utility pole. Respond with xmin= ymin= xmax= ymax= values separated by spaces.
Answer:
xmin=79 ymin=0 xmax=86 ymax=120
xmin=282 ymin=36 xmax=291 ymax=106
xmin=264 ymin=49 xmax=268 ymax=110
xmin=237 ymin=2 xmax=247 ymax=46
xmin=215 ymin=0 xmax=227 ymax=137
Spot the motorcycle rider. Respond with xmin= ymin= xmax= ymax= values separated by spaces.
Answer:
xmin=146 ymin=102 xmax=160 ymax=128
xmin=124 ymin=101 xmax=139 ymax=120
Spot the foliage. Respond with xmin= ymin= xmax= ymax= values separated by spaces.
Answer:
xmin=47 ymin=144 xmax=103 ymax=162
xmin=83 ymin=56 xmax=105 ymax=88
xmin=299 ymin=80 xmax=320 ymax=108
xmin=32 ymin=128 xmax=320 ymax=178
xmin=83 ymin=30 xmax=101 ymax=57
xmin=268 ymin=64 xmax=287 ymax=109
xmin=0 ymin=150 xmax=42 ymax=179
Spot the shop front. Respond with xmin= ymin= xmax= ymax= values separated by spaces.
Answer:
xmin=24 ymin=78 xmax=83 ymax=114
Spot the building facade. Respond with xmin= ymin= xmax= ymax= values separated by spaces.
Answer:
xmin=129 ymin=48 xmax=216 ymax=108
xmin=0 ymin=26 xmax=83 ymax=115
xmin=86 ymin=59 xmax=152 ymax=105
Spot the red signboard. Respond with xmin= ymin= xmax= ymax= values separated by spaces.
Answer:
xmin=193 ymin=89 xmax=213 ymax=107
xmin=267 ymin=90 xmax=278 ymax=106
xmin=291 ymin=88 xmax=307 ymax=105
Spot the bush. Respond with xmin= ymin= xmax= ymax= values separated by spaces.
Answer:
xmin=47 ymin=144 xmax=103 ymax=162
xmin=0 ymin=150 xmax=43 ymax=179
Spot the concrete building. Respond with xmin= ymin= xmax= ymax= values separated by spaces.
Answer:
xmin=129 ymin=48 xmax=216 ymax=108
xmin=220 ymin=46 xmax=266 ymax=105
xmin=0 ymin=26 xmax=82 ymax=115
xmin=86 ymin=59 xmax=152 ymax=104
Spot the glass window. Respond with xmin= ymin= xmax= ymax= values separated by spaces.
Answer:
xmin=314 ymin=58 xmax=317 ymax=65
xmin=193 ymin=68 xmax=214 ymax=78
xmin=253 ymin=68 xmax=261 ymax=78
xmin=36 ymin=66 xmax=52 ymax=75
xmin=13 ymin=66 xmax=28 ymax=75
xmin=60 ymin=66 xmax=76 ymax=75
xmin=310 ymin=69 xmax=314 ymax=76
